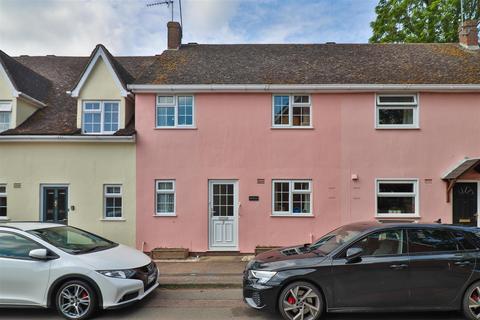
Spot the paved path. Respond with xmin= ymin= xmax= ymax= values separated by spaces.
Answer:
xmin=0 ymin=288 xmax=465 ymax=320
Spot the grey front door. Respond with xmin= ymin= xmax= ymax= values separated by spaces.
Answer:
xmin=43 ymin=187 xmax=68 ymax=223
xmin=208 ymin=180 xmax=238 ymax=250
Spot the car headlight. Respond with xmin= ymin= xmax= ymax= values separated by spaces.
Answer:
xmin=249 ymin=270 xmax=277 ymax=284
xmin=97 ymin=269 xmax=136 ymax=279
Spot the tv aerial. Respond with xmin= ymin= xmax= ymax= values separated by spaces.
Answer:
xmin=147 ymin=0 xmax=183 ymax=26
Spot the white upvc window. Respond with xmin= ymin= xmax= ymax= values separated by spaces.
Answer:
xmin=272 ymin=95 xmax=311 ymax=127
xmin=82 ymin=101 xmax=120 ymax=134
xmin=376 ymin=179 xmax=419 ymax=217
xmin=156 ymin=180 xmax=176 ymax=216
xmin=104 ymin=185 xmax=122 ymax=219
xmin=0 ymin=101 xmax=12 ymax=133
xmin=375 ymin=94 xmax=419 ymax=129
xmin=272 ymin=180 xmax=312 ymax=216
xmin=0 ymin=185 xmax=6 ymax=217
xmin=156 ymin=95 xmax=194 ymax=128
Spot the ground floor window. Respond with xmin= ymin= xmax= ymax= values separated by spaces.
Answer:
xmin=0 ymin=185 xmax=6 ymax=217
xmin=104 ymin=185 xmax=122 ymax=219
xmin=272 ymin=180 xmax=312 ymax=216
xmin=156 ymin=180 xmax=175 ymax=216
xmin=376 ymin=179 xmax=418 ymax=217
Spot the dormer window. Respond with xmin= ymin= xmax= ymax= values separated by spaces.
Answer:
xmin=0 ymin=101 xmax=12 ymax=133
xmin=82 ymin=101 xmax=119 ymax=134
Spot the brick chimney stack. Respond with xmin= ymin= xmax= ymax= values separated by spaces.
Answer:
xmin=167 ymin=21 xmax=182 ymax=50
xmin=459 ymin=20 xmax=479 ymax=50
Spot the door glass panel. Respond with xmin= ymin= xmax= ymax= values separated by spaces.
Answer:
xmin=0 ymin=232 xmax=42 ymax=259
xmin=212 ymin=183 xmax=234 ymax=217
xmin=57 ymin=190 xmax=67 ymax=221
xmin=408 ymin=229 xmax=458 ymax=253
xmin=45 ymin=190 xmax=55 ymax=221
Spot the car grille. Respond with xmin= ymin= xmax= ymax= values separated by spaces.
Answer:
xmin=132 ymin=262 xmax=158 ymax=290
xmin=252 ymin=291 xmax=262 ymax=307
xmin=119 ymin=291 xmax=139 ymax=303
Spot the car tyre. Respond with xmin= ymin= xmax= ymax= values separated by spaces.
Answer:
xmin=55 ymin=280 xmax=97 ymax=320
xmin=278 ymin=281 xmax=323 ymax=320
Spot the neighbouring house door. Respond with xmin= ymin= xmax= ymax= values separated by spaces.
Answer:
xmin=208 ymin=180 xmax=238 ymax=250
xmin=43 ymin=187 xmax=68 ymax=224
xmin=453 ymin=182 xmax=477 ymax=226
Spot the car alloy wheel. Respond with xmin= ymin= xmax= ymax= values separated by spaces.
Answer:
xmin=279 ymin=282 xmax=322 ymax=320
xmin=468 ymin=286 xmax=480 ymax=319
xmin=56 ymin=280 xmax=96 ymax=320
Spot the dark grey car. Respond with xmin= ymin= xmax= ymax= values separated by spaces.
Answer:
xmin=243 ymin=221 xmax=480 ymax=320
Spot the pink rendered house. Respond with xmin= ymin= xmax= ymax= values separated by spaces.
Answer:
xmin=130 ymin=21 xmax=480 ymax=254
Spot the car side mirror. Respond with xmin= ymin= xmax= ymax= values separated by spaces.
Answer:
xmin=29 ymin=248 xmax=49 ymax=260
xmin=346 ymin=247 xmax=363 ymax=263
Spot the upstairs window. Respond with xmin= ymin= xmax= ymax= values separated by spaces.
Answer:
xmin=272 ymin=180 xmax=312 ymax=216
xmin=0 ymin=101 xmax=12 ymax=133
xmin=0 ymin=185 xmax=6 ymax=217
xmin=376 ymin=179 xmax=418 ymax=217
xmin=376 ymin=94 xmax=418 ymax=129
xmin=156 ymin=95 xmax=194 ymax=128
xmin=273 ymin=95 xmax=311 ymax=127
xmin=82 ymin=101 xmax=119 ymax=134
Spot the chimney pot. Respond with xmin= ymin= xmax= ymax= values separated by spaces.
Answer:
xmin=459 ymin=20 xmax=479 ymax=50
xmin=167 ymin=21 xmax=182 ymax=50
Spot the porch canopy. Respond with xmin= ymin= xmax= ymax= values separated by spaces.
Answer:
xmin=442 ymin=157 xmax=480 ymax=202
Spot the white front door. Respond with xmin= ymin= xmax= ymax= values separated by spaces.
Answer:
xmin=208 ymin=180 xmax=238 ymax=250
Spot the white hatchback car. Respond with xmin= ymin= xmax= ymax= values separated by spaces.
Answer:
xmin=0 ymin=222 xmax=159 ymax=320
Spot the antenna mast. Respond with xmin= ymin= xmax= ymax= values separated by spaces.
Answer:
xmin=147 ymin=0 xmax=174 ymax=21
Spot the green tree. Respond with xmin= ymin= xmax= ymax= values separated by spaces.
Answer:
xmin=370 ymin=0 xmax=480 ymax=43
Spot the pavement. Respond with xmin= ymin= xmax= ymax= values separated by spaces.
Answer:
xmin=0 ymin=257 xmax=467 ymax=319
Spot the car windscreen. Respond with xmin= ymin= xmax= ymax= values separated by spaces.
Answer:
xmin=29 ymin=226 xmax=117 ymax=255
xmin=308 ymin=225 xmax=364 ymax=255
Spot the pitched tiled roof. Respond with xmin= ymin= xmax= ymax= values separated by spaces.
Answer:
xmin=0 ymin=52 xmax=155 ymax=136
xmin=0 ymin=50 xmax=51 ymax=103
xmin=134 ymin=43 xmax=480 ymax=85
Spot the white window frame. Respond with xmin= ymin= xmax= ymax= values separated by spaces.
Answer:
xmin=155 ymin=180 xmax=176 ymax=216
xmin=0 ymin=101 xmax=12 ymax=133
xmin=272 ymin=180 xmax=313 ymax=216
xmin=82 ymin=100 xmax=120 ymax=135
xmin=272 ymin=95 xmax=312 ymax=128
xmin=375 ymin=179 xmax=419 ymax=218
xmin=0 ymin=184 xmax=7 ymax=219
xmin=155 ymin=95 xmax=195 ymax=129
xmin=103 ymin=184 xmax=123 ymax=220
xmin=375 ymin=94 xmax=419 ymax=129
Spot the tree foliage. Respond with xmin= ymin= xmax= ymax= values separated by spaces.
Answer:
xmin=370 ymin=0 xmax=480 ymax=43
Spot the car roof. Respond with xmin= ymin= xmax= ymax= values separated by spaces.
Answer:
xmin=0 ymin=221 xmax=64 ymax=231
xmin=342 ymin=221 xmax=480 ymax=233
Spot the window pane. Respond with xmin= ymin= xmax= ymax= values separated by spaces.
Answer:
xmin=178 ymin=96 xmax=193 ymax=126
xmin=0 ymin=232 xmax=42 ymax=258
xmin=379 ymin=183 xmax=414 ymax=193
xmin=106 ymin=186 xmax=121 ymax=194
xmin=0 ymin=111 xmax=10 ymax=132
xmin=379 ymin=96 xmax=415 ymax=104
xmin=293 ymin=95 xmax=309 ymax=104
xmin=378 ymin=109 xmax=414 ymax=125
xmin=83 ymin=112 xmax=101 ymax=133
xmin=158 ymin=96 xmax=175 ymax=104
xmin=408 ymin=229 xmax=458 ymax=253
xmin=0 ymin=186 xmax=5 ymax=193
xmin=273 ymin=96 xmax=290 ymax=125
xmin=292 ymin=106 xmax=310 ymax=126
xmin=274 ymin=182 xmax=290 ymax=212
xmin=157 ymin=182 xmax=174 ymax=190
xmin=293 ymin=193 xmax=310 ymax=214
xmin=157 ymin=193 xmax=174 ymax=213
xmin=294 ymin=182 xmax=310 ymax=191
xmin=350 ymin=230 xmax=405 ymax=257
xmin=377 ymin=196 xmax=415 ymax=214
xmin=157 ymin=107 xmax=175 ymax=127
xmin=85 ymin=102 xmax=101 ymax=110
xmin=451 ymin=231 xmax=476 ymax=250
xmin=103 ymin=103 xmax=119 ymax=132
xmin=0 ymin=196 xmax=6 ymax=217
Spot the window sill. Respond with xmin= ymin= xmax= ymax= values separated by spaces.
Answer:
xmin=375 ymin=126 xmax=420 ymax=130
xmin=0 ymin=217 xmax=10 ymax=221
xmin=155 ymin=127 xmax=197 ymax=130
xmin=271 ymin=126 xmax=314 ymax=130
xmin=375 ymin=215 xmax=420 ymax=220
xmin=100 ymin=218 xmax=126 ymax=222
xmin=153 ymin=214 xmax=177 ymax=217
xmin=271 ymin=214 xmax=314 ymax=218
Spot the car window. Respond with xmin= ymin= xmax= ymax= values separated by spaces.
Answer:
xmin=0 ymin=231 xmax=43 ymax=259
xmin=348 ymin=229 xmax=405 ymax=257
xmin=407 ymin=229 xmax=458 ymax=254
xmin=451 ymin=231 xmax=477 ymax=251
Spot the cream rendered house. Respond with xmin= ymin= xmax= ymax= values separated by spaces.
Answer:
xmin=0 ymin=46 xmax=155 ymax=246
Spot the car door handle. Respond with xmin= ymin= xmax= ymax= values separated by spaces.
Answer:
xmin=454 ymin=261 xmax=472 ymax=267
xmin=389 ymin=264 xmax=408 ymax=270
